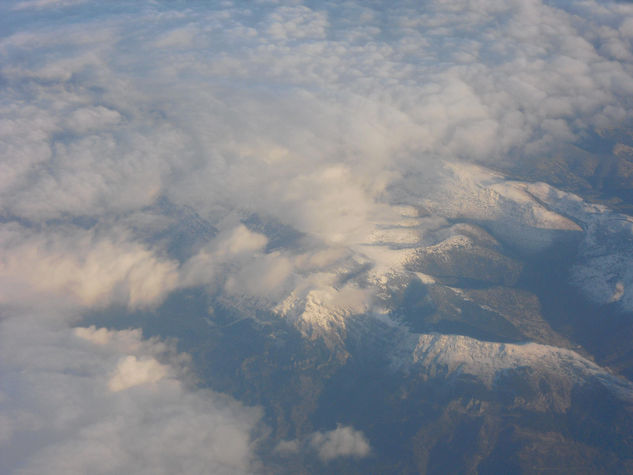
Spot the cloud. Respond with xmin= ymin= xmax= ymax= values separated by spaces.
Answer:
xmin=264 ymin=6 xmax=328 ymax=41
xmin=3 ymin=0 xmax=632 ymax=240
xmin=309 ymin=425 xmax=371 ymax=462
xmin=154 ymin=26 xmax=197 ymax=49
xmin=0 ymin=317 xmax=263 ymax=475
xmin=108 ymin=355 xmax=169 ymax=392
xmin=0 ymin=224 xmax=180 ymax=309
xmin=273 ymin=439 xmax=300 ymax=455
xmin=11 ymin=0 xmax=86 ymax=10
xmin=274 ymin=425 xmax=371 ymax=463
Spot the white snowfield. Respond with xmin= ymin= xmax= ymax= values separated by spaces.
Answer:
xmin=392 ymin=332 xmax=633 ymax=406
xmin=420 ymin=162 xmax=583 ymax=252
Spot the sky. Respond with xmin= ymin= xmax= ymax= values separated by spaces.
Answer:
xmin=2 ymin=0 xmax=633 ymax=473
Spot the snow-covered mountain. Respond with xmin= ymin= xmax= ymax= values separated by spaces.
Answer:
xmin=392 ymin=332 xmax=633 ymax=408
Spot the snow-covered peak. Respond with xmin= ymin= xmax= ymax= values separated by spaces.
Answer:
xmin=392 ymin=332 xmax=633 ymax=408
xmin=421 ymin=162 xmax=582 ymax=252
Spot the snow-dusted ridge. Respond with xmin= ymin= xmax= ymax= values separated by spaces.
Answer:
xmin=404 ymin=161 xmax=633 ymax=311
xmin=419 ymin=162 xmax=583 ymax=253
xmin=522 ymin=182 xmax=633 ymax=311
xmin=391 ymin=332 xmax=633 ymax=406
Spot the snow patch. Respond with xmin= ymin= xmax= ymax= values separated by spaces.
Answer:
xmin=392 ymin=332 xmax=633 ymax=404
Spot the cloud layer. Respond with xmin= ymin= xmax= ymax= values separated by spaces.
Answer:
xmin=0 ymin=318 xmax=262 ymax=475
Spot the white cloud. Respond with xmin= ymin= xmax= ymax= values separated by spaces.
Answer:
xmin=274 ymin=425 xmax=371 ymax=463
xmin=154 ymin=26 xmax=197 ymax=48
xmin=264 ymin=5 xmax=328 ymax=41
xmin=273 ymin=439 xmax=300 ymax=455
xmin=11 ymin=0 xmax=86 ymax=11
xmin=309 ymin=425 xmax=371 ymax=462
xmin=63 ymin=106 xmax=122 ymax=134
xmin=0 ymin=224 xmax=180 ymax=309
xmin=218 ymin=225 xmax=268 ymax=256
xmin=0 ymin=317 xmax=263 ymax=475
xmin=108 ymin=356 xmax=169 ymax=392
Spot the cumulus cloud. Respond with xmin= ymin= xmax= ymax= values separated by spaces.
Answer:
xmin=108 ymin=355 xmax=169 ymax=392
xmin=273 ymin=439 xmax=300 ymax=455
xmin=275 ymin=425 xmax=371 ymax=462
xmin=5 ymin=0 xmax=631 ymax=232
xmin=0 ymin=224 xmax=180 ymax=309
xmin=0 ymin=317 xmax=263 ymax=475
xmin=309 ymin=425 xmax=371 ymax=462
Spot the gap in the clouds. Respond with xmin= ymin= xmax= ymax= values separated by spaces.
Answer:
xmin=477 ymin=218 xmax=633 ymax=381
xmin=143 ymin=196 xmax=219 ymax=262
xmin=80 ymin=284 xmax=488 ymax=472
xmin=82 ymin=287 xmax=347 ymax=435
xmin=0 ymin=212 xmax=98 ymax=231
xmin=243 ymin=213 xmax=306 ymax=253
xmin=517 ymin=237 xmax=633 ymax=381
